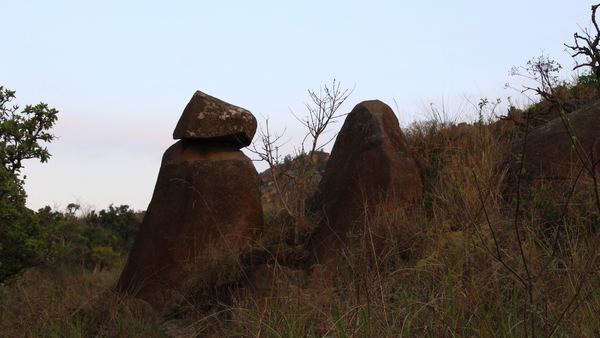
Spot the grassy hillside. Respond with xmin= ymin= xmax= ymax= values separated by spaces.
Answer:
xmin=3 ymin=80 xmax=600 ymax=336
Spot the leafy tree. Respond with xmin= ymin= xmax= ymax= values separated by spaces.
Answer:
xmin=0 ymin=86 xmax=58 ymax=283
xmin=34 ymin=203 xmax=142 ymax=271
xmin=1 ymin=87 xmax=57 ymax=173
xmin=35 ymin=206 xmax=78 ymax=265
xmin=89 ymin=204 xmax=141 ymax=253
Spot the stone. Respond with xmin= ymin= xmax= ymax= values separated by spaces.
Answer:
xmin=307 ymin=100 xmax=422 ymax=271
xmin=117 ymin=92 xmax=263 ymax=310
xmin=173 ymin=90 xmax=257 ymax=147
xmin=503 ymin=100 xmax=600 ymax=190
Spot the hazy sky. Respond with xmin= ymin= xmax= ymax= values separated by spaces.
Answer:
xmin=1 ymin=1 xmax=593 ymax=212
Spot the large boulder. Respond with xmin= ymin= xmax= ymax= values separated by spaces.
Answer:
xmin=503 ymin=100 xmax=600 ymax=192
xmin=307 ymin=100 xmax=422 ymax=271
xmin=173 ymin=90 xmax=257 ymax=147
xmin=117 ymin=92 xmax=262 ymax=309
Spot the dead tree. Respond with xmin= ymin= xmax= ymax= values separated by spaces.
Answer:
xmin=565 ymin=4 xmax=600 ymax=79
xmin=251 ymin=80 xmax=353 ymax=245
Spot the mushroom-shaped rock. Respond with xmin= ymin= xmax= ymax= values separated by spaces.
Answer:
xmin=116 ymin=91 xmax=263 ymax=310
xmin=173 ymin=90 xmax=257 ymax=147
xmin=116 ymin=139 xmax=263 ymax=309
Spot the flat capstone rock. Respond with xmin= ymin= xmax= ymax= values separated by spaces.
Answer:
xmin=173 ymin=90 xmax=257 ymax=147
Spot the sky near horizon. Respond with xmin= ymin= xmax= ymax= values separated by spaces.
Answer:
xmin=1 ymin=1 xmax=594 ymax=212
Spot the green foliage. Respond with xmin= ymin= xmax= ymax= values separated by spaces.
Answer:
xmin=37 ymin=204 xmax=142 ymax=271
xmin=90 ymin=246 xmax=120 ymax=269
xmin=0 ymin=174 xmax=48 ymax=283
xmin=0 ymin=87 xmax=58 ymax=174
xmin=36 ymin=206 xmax=86 ymax=267
xmin=80 ymin=226 xmax=117 ymax=249
xmin=89 ymin=204 xmax=141 ymax=253
xmin=575 ymin=74 xmax=600 ymax=88
xmin=0 ymin=86 xmax=58 ymax=284
xmin=0 ymin=111 xmax=141 ymax=275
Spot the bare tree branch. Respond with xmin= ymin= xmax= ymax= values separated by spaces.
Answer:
xmin=250 ymin=80 xmax=353 ymax=245
xmin=565 ymin=4 xmax=600 ymax=78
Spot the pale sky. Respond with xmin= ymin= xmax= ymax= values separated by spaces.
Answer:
xmin=1 ymin=1 xmax=593 ymax=212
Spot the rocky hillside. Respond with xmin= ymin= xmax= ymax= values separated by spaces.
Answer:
xmin=259 ymin=150 xmax=330 ymax=211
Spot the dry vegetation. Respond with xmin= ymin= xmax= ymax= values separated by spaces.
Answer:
xmin=3 ymin=91 xmax=600 ymax=337
xmin=5 ymin=17 xmax=600 ymax=333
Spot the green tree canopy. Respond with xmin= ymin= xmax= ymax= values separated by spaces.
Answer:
xmin=89 ymin=204 xmax=141 ymax=253
xmin=0 ymin=86 xmax=58 ymax=283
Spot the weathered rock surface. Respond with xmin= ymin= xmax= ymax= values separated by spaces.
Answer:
xmin=173 ymin=90 xmax=257 ymax=147
xmin=117 ymin=92 xmax=262 ymax=310
xmin=307 ymin=100 xmax=422 ymax=271
xmin=503 ymin=100 xmax=600 ymax=188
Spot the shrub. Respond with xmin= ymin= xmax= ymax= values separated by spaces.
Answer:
xmin=0 ymin=86 xmax=58 ymax=284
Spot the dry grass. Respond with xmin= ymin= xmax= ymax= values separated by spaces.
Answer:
xmin=0 ymin=266 xmax=164 ymax=337
xmin=212 ymin=114 xmax=600 ymax=337
xmin=3 ymin=104 xmax=600 ymax=337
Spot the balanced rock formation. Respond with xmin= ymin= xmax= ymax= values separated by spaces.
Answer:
xmin=503 ymin=100 xmax=600 ymax=193
xmin=173 ymin=90 xmax=257 ymax=146
xmin=307 ymin=100 xmax=422 ymax=271
xmin=117 ymin=91 xmax=263 ymax=309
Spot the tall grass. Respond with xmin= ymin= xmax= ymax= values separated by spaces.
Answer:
xmin=217 ymin=109 xmax=600 ymax=337
xmin=0 ymin=265 xmax=164 ymax=337
xmin=2 ymin=101 xmax=600 ymax=337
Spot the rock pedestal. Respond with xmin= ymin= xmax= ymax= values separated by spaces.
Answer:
xmin=116 ymin=91 xmax=262 ymax=309
xmin=307 ymin=100 xmax=422 ymax=272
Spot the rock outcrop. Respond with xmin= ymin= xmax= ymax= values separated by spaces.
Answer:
xmin=503 ymin=100 xmax=600 ymax=192
xmin=307 ymin=100 xmax=422 ymax=271
xmin=259 ymin=150 xmax=330 ymax=212
xmin=117 ymin=91 xmax=263 ymax=309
